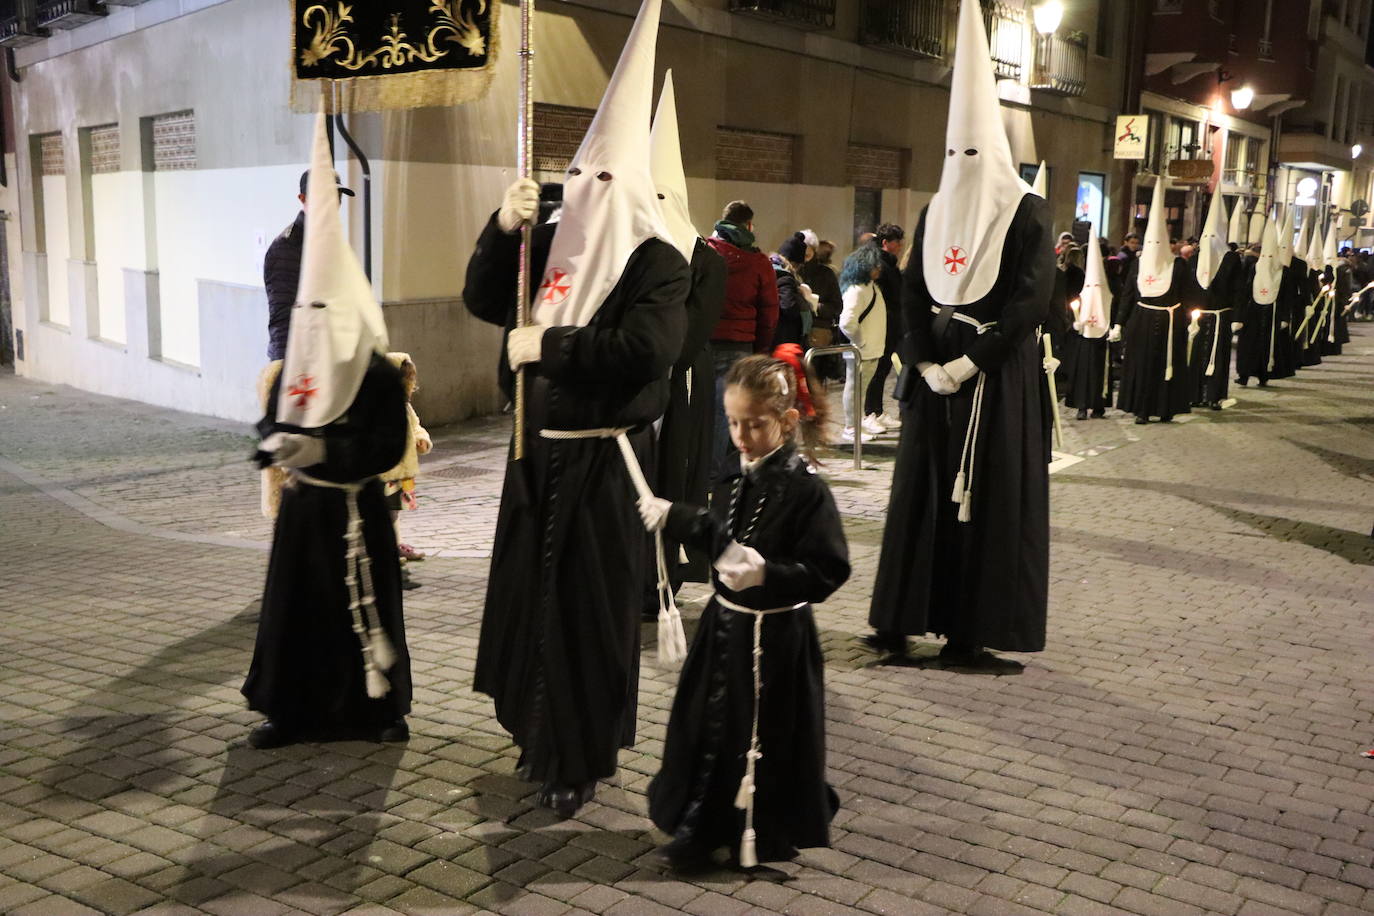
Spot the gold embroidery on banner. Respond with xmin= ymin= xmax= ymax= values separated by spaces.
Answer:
xmin=300 ymin=1 xmax=487 ymax=72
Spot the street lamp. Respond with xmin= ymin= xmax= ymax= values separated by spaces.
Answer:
xmin=1033 ymin=1 xmax=1063 ymax=35
xmin=1353 ymin=144 xmax=1363 ymax=159
xmin=1230 ymin=85 xmax=1254 ymax=110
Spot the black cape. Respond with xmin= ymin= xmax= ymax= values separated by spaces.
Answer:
xmin=1235 ymin=253 xmax=1279 ymax=385
xmin=1116 ymin=256 xmax=1193 ymax=420
xmin=1187 ymin=249 xmax=1243 ymax=405
xmin=648 ymin=444 xmax=849 ymax=862
xmin=243 ymin=355 xmax=413 ymax=732
xmin=868 ymin=193 xmax=1053 ymax=652
xmin=657 ymin=239 xmax=726 ymax=586
xmin=464 ymin=215 xmax=688 ymax=786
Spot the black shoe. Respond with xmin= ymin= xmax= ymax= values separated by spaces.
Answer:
xmin=658 ymin=834 xmax=714 ymax=870
xmin=1075 ymin=409 xmax=1088 ymax=421
xmin=1209 ymin=401 xmax=1222 ymax=411
xmin=378 ymin=718 xmax=409 ymax=743
xmin=1091 ymin=409 xmax=1105 ymax=419
xmin=1258 ymin=380 xmax=1269 ymax=388
xmin=248 ymin=720 xmax=297 ymax=749
xmin=1160 ymin=415 xmax=1174 ymax=423
xmin=400 ymin=567 xmax=421 ymax=590
xmin=920 ymin=645 xmax=1024 ymax=674
xmin=536 ymin=781 xmax=596 ymax=819
xmin=1134 ymin=416 xmax=1149 ymax=425
xmin=861 ymin=630 xmax=908 ymax=657
xmin=1236 ymin=377 xmax=1248 ymax=386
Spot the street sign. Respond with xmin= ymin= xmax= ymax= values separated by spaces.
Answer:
xmin=1114 ymin=115 xmax=1147 ymax=160
xmin=1352 ymin=198 xmax=1369 ymax=217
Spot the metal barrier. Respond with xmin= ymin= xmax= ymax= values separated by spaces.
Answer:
xmin=804 ymin=343 xmax=866 ymax=471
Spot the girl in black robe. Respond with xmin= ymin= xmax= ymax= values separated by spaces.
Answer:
xmin=643 ymin=352 xmax=849 ymax=868
xmin=1187 ymin=248 xmax=1243 ymax=409
xmin=243 ymin=355 xmax=413 ymax=746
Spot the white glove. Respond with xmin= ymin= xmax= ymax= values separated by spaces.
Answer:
xmin=798 ymin=283 xmax=821 ymax=311
xmin=1280 ymin=321 xmax=1289 ymax=329
xmin=637 ymin=496 xmax=671 ymax=532
xmin=1305 ymin=305 xmax=1315 ymax=319
xmin=1108 ymin=325 xmax=1122 ymax=343
xmin=506 ymin=325 xmax=546 ymax=370
xmin=1231 ymin=321 xmax=1244 ymax=332
xmin=261 ymin=432 xmax=326 ymax=469
xmin=497 ymin=178 xmax=540 ymax=233
xmin=1072 ymin=321 xmax=1085 ymax=333
xmin=921 ymin=363 xmax=959 ymax=395
xmin=715 ymin=540 xmax=766 ymax=591
xmin=1042 ymin=355 xmax=1061 ymax=373
xmin=942 ymin=354 xmax=980 ymax=384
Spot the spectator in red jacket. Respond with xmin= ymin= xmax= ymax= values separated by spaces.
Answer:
xmin=705 ymin=200 xmax=780 ymax=479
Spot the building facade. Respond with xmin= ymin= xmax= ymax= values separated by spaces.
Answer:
xmin=0 ymin=0 xmax=1132 ymax=422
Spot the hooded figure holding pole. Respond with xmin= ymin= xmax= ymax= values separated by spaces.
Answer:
xmin=463 ymin=0 xmax=689 ymax=819
xmin=1116 ymin=178 xmax=1193 ymax=424
xmin=243 ymin=109 xmax=412 ymax=749
xmin=864 ymin=0 xmax=1054 ymax=671
xmin=1187 ymin=192 xmax=1243 ymax=410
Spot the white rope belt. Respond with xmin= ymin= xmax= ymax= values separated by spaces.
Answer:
xmin=931 ymin=306 xmax=996 ymax=524
xmin=291 ymin=471 xmax=397 ymax=698
xmin=1138 ymin=302 xmax=1180 ymax=381
xmin=1195 ymin=308 xmax=1230 ymax=377
xmin=538 ymin=427 xmax=688 ymax=665
xmin=711 ymin=591 xmax=805 ymax=869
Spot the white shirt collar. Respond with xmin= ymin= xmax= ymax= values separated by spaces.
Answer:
xmin=740 ymin=443 xmax=785 ymax=478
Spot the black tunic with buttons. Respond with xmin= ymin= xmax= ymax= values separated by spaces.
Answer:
xmin=647 ymin=444 xmax=849 ymax=862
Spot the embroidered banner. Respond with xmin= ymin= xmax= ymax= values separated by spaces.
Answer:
xmin=292 ymin=1 xmax=499 ymax=112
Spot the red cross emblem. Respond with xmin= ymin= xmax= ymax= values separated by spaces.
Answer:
xmin=287 ymin=375 xmax=318 ymax=408
xmin=943 ymin=246 xmax=968 ymax=275
xmin=1144 ymin=275 xmax=1157 ymax=285
xmin=540 ymin=268 xmax=571 ymax=305
xmin=1259 ymin=288 xmax=1269 ymax=296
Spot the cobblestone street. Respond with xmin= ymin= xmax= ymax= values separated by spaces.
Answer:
xmin=3 ymin=329 xmax=1374 ymax=916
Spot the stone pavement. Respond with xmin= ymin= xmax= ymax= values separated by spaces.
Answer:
xmin=2 ymin=329 xmax=1374 ymax=916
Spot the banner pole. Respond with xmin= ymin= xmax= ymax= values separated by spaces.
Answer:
xmin=513 ymin=0 xmax=535 ymax=461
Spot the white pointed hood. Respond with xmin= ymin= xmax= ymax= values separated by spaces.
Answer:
xmin=1303 ymin=214 xmax=1322 ymax=268
xmin=1136 ymin=178 xmax=1173 ymax=298
xmin=1031 ymin=161 xmax=1047 ymax=197
xmin=1228 ymin=197 xmax=1248 ymax=247
xmin=1251 ymin=215 xmax=1282 ymax=305
xmin=1247 ymin=210 xmax=1267 ymax=249
xmin=650 ymin=70 xmax=698 ymax=262
xmin=1323 ymin=221 xmax=1339 ymax=269
xmin=1195 ymin=191 xmax=1228 ymax=290
xmin=277 ymin=110 xmax=388 ymax=431
xmin=1277 ymin=205 xmax=1296 ymax=268
xmin=1077 ymin=239 xmax=1112 ymax=340
xmin=921 ymin=0 xmax=1032 ymax=306
xmin=534 ymin=0 xmax=673 ymax=328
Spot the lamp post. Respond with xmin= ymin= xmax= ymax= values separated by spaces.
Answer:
xmin=1032 ymin=2 xmax=1063 ymax=92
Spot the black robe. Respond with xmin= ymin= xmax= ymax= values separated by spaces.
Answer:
xmin=1116 ymin=257 xmax=1193 ymax=420
xmin=868 ymin=194 xmax=1053 ymax=653
xmin=1293 ymin=258 xmax=1323 ymax=368
xmin=464 ymin=215 xmax=688 ymax=787
xmin=1272 ymin=261 xmax=1304 ymax=377
xmin=1316 ymin=263 xmax=1350 ymax=355
xmin=657 ymin=239 xmax=726 ymax=586
xmin=1064 ymin=290 xmax=1116 ymax=415
xmin=243 ymin=355 xmax=412 ymax=732
xmin=1187 ymin=249 xmax=1242 ymax=406
xmin=648 ymin=445 xmax=849 ymax=862
xmin=1236 ymin=255 xmax=1279 ymax=385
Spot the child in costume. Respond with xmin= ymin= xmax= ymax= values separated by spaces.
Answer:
xmin=639 ymin=346 xmax=850 ymax=868
xmin=381 ymin=353 xmax=433 ymax=586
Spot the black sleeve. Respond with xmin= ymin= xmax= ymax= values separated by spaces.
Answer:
xmin=664 ymin=501 xmax=727 ymax=558
xmin=1117 ymin=258 xmax=1140 ymax=328
xmin=539 ymin=242 xmax=690 ymax=388
xmin=965 ymin=197 xmax=1055 ymax=372
xmin=677 ymin=243 xmax=727 ymax=369
xmin=462 ymin=215 xmax=522 ymax=327
xmin=760 ymin=480 xmax=851 ymax=605
xmin=815 ymin=267 xmax=843 ymax=323
xmin=263 ymin=237 xmax=299 ymax=360
xmin=775 ymin=270 xmax=800 ymax=316
xmin=899 ymin=211 xmax=938 ymax=367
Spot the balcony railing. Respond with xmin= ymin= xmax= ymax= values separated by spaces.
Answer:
xmin=980 ymin=0 xmax=1025 ymax=81
xmin=35 ymin=0 xmax=104 ymax=29
xmin=0 ymin=0 xmax=48 ymax=47
xmin=1222 ymin=168 xmax=1258 ymax=190
xmin=727 ymin=0 xmax=834 ymax=30
xmin=858 ymin=0 xmax=948 ymax=59
xmin=1030 ymin=28 xmax=1087 ymax=96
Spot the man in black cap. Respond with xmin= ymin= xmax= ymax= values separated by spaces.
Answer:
xmin=264 ymin=170 xmax=353 ymax=360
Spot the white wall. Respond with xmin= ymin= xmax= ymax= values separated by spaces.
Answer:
xmin=40 ymin=175 xmax=69 ymax=326
xmin=90 ymin=171 xmax=136 ymax=343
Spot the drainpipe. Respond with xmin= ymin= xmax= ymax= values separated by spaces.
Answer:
xmin=334 ymin=113 xmax=372 ymax=282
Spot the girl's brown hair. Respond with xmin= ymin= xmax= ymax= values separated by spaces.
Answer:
xmin=724 ymin=349 xmax=831 ymax=456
